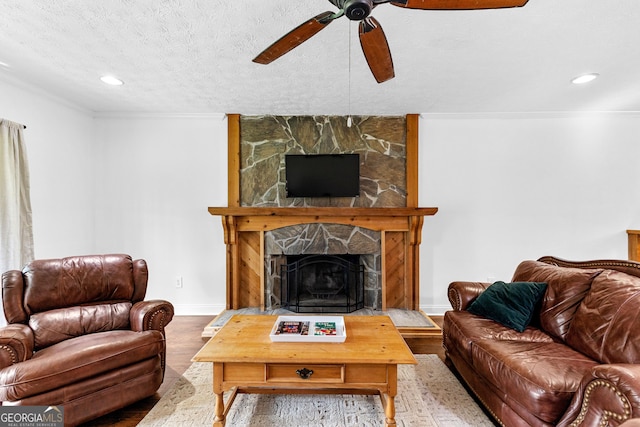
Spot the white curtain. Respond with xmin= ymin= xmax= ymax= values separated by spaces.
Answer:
xmin=0 ymin=119 xmax=34 ymax=326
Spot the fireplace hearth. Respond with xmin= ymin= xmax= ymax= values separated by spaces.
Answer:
xmin=280 ymin=254 xmax=364 ymax=313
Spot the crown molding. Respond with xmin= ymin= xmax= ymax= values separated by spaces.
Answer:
xmin=92 ymin=112 xmax=227 ymax=120
xmin=419 ymin=111 xmax=640 ymax=120
xmin=0 ymin=72 xmax=93 ymax=115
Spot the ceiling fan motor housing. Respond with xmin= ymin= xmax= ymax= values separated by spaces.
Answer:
xmin=343 ymin=0 xmax=373 ymax=20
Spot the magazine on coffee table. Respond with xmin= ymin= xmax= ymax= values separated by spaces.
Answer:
xmin=270 ymin=316 xmax=346 ymax=342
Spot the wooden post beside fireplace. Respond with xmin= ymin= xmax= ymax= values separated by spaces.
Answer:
xmin=208 ymin=206 xmax=437 ymax=311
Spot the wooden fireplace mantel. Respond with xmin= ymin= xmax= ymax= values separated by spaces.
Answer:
xmin=208 ymin=206 xmax=438 ymax=311
xmin=208 ymin=206 xmax=438 ymax=238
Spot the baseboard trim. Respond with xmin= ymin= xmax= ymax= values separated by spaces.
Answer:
xmin=172 ymin=304 xmax=225 ymax=317
xmin=420 ymin=304 xmax=450 ymax=316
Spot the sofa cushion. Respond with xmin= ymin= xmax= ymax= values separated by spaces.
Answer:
xmin=566 ymin=270 xmax=640 ymax=364
xmin=471 ymin=339 xmax=599 ymax=424
xmin=0 ymin=329 xmax=164 ymax=401
xmin=467 ymin=281 xmax=547 ymax=332
xmin=29 ymin=302 xmax=132 ymax=349
xmin=444 ymin=310 xmax=555 ymax=362
xmin=512 ymin=260 xmax=602 ymax=341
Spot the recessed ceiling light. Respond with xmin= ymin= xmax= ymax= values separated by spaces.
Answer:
xmin=100 ymin=75 xmax=124 ymax=86
xmin=571 ymin=73 xmax=599 ymax=85
xmin=0 ymin=61 xmax=10 ymax=69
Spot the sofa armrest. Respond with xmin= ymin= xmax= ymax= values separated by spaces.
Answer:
xmin=0 ymin=324 xmax=34 ymax=369
xmin=447 ymin=281 xmax=492 ymax=311
xmin=130 ymin=300 xmax=174 ymax=333
xmin=558 ymin=364 xmax=640 ymax=427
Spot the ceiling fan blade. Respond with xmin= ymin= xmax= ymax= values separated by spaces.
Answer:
xmin=359 ymin=17 xmax=394 ymax=83
xmin=253 ymin=11 xmax=338 ymax=64
xmin=390 ymin=0 xmax=528 ymax=9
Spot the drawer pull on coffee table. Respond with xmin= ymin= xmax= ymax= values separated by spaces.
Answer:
xmin=296 ymin=368 xmax=314 ymax=379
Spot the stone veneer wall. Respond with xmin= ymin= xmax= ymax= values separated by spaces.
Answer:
xmin=239 ymin=115 xmax=406 ymax=311
xmin=239 ymin=115 xmax=407 ymax=207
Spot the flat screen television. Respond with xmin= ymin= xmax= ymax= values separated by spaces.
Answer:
xmin=285 ymin=154 xmax=360 ymax=198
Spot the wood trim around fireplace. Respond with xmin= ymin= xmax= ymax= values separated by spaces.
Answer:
xmin=227 ymin=113 xmax=241 ymax=207
xmin=406 ymin=113 xmax=419 ymax=208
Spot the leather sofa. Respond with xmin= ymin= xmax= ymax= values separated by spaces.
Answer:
xmin=0 ymin=254 xmax=174 ymax=426
xmin=443 ymin=256 xmax=640 ymax=427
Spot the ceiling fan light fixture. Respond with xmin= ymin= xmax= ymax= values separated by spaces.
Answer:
xmin=571 ymin=73 xmax=599 ymax=85
xmin=100 ymin=75 xmax=124 ymax=86
xmin=344 ymin=0 xmax=373 ymax=20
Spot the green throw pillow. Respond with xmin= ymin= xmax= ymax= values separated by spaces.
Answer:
xmin=467 ymin=281 xmax=548 ymax=332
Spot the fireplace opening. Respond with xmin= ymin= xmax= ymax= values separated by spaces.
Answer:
xmin=280 ymin=254 xmax=365 ymax=313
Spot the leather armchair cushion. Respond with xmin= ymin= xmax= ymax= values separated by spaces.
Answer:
xmin=29 ymin=302 xmax=132 ymax=349
xmin=471 ymin=338 xmax=599 ymax=424
xmin=566 ymin=270 xmax=640 ymax=364
xmin=0 ymin=329 xmax=164 ymax=402
xmin=5 ymin=357 xmax=162 ymax=408
xmin=512 ymin=260 xmax=602 ymax=341
xmin=22 ymin=254 xmax=136 ymax=314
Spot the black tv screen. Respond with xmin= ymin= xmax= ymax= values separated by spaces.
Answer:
xmin=285 ymin=154 xmax=360 ymax=198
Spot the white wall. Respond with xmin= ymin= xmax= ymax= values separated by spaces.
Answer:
xmin=0 ymin=78 xmax=95 ymax=326
xmin=419 ymin=113 xmax=640 ymax=314
xmin=2 ymin=78 xmax=228 ymax=316
xmin=92 ymin=115 xmax=228 ymax=315
xmin=87 ymin=113 xmax=640 ymax=317
xmin=5 ymin=76 xmax=640 ymax=317
xmin=0 ymin=78 xmax=96 ymax=261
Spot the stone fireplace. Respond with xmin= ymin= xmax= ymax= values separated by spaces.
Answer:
xmin=208 ymin=114 xmax=437 ymax=314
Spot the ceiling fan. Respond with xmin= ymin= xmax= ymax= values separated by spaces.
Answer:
xmin=253 ymin=0 xmax=529 ymax=83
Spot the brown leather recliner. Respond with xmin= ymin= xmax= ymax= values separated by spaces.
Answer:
xmin=0 ymin=254 xmax=174 ymax=426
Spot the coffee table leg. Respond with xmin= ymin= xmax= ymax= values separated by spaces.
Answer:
xmin=213 ymin=363 xmax=225 ymax=427
xmin=384 ymin=364 xmax=398 ymax=427
xmin=382 ymin=393 xmax=397 ymax=427
xmin=213 ymin=391 xmax=225 ymax=427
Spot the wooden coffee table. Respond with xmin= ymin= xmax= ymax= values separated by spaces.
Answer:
xmin=192 ymin=314 xmax=416 ymax=427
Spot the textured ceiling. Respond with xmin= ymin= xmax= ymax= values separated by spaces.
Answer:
xmin=0 ymin=0 xmax=639 ymax=115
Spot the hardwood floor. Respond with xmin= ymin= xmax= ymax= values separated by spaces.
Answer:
xmin=81 ymin=315 xmax=445 ymax=426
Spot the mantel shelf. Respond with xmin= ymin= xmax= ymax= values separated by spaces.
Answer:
xmin=208 ymin=207 xmax=438 ymax=234
xmin=208 ymin=207 xmax=438 ymax=217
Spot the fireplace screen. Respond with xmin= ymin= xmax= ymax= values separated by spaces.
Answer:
xmin=280 ymin=254 xmax=365 ymax=313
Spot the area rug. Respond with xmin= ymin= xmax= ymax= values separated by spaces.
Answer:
xmin=138 ymin=354 xmax=494 ymax=426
